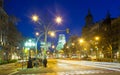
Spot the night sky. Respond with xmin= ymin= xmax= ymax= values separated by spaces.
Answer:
xmin=4 ymin=0 xmax=120 ymax=39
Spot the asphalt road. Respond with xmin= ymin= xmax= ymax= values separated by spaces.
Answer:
xmin=54 ymin=59 xmax=120 ymax=75
xmin=1 ymin=59 xmax=120 ymax=75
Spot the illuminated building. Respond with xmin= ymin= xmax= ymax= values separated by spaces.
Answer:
xmin=56 ymin=34 xmax=66 ymax=51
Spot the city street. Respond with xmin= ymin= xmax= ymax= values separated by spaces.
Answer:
xmin=7 ymin=59 xmax=120 ymax=75
xmin=0 ymin=0 xmax=120 ymax=75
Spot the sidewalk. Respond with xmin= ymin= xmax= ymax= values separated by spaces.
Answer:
xmin=12 ymin=59 xmax=57 ymax=75
xmin=0 ymin=63 xmax=20 ymax=75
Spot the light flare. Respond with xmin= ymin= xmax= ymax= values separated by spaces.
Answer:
xmin=55 ymin=16 xmax=62 ymax=24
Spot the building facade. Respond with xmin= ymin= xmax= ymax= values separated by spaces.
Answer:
xmin=82 ymin=10 xmax=120 ymax=60
xmin=0 ymin=0 xmax=8 ymax=46
xmin=0 ymin=0 xmax=9 ymax=61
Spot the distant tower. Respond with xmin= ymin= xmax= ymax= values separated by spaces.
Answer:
xmin=104 ymin=11 xmax=111 ymax=25
xmin=85 ymin=9 xmax=93 ymax=26
xmin=0 ymin=0 xmax=3 ymax=8
xmin=56 ymin=34 xmax=66 ymax=50
xmin=106 ymin=11 xmax=111 ymax=19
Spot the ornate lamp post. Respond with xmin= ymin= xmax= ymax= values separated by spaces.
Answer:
xmin=35 ymin=32 xmax=44 ymax=58
xmin=32 ymin=15 xmax=62 ymax=59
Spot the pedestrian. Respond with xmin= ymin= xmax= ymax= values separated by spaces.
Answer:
xmin=43 ymin=58 xmax=47 ymax=67
xmin=27 ymin=57 xmax=33 ymax=68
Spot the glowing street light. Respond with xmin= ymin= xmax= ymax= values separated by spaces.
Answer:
xmin=32 ymin=15 xmax=39 ymax=22
xmin=35 ymin=32 xmax=39 ymax=36
xmin=55 ymin=16 xmax=62 ymax=24
xmin=48 ymin=31 xmax=56 ymax=37
xmin=95 ymin=36 xmax=100 ymax=41
xmin=78 ymin=38 xmax=84 ymax=57
xmin=94 ymin=36 xmax=100 ymax=59
xmin=52 ymin=45 xmax=55 ymax=49
xmin=79 ymin=39 xmax=84 ymax=43
xmin=66 ymin=46 xmax=69 ymax=49
xmin=50 ymin=32 xmax=55 ymax=37
xmin=72 ymin=43 xmax=75 ymax=46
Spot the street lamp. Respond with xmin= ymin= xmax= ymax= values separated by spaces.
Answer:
xmin=72 ymin=43 xmax=75 ymax=46
xmin=55 ymin=16 xmax=62 ymax=24
xmin=78 ymin=38 xmax=84 ymax=58
xmin=32 ymin=15 xmax=39 ymax=22
xmin=35 ymin=32 xmax=44 ymax=57
xmin=95 ymin=36 xmax=100 ymax=41
xmin=31 ymin=14 xmax=64 ymax=59
xmin=36 ymin=32 xmax=39 ymax=36
xmin=52 ymin=45 xmax=55 ymax=49
xmin=79 ymin=38 xmax=84 ymax=43
xmin=48 ymin=31 xmax=56 ymax=37
xmin=66 ymin=46 xmax=69 ymax=49
xmin=94 ymin=36 xmax=100 ymax=59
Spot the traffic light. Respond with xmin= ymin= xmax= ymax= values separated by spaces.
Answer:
xmin=66 ymin=28 xmax=69 ymax=34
